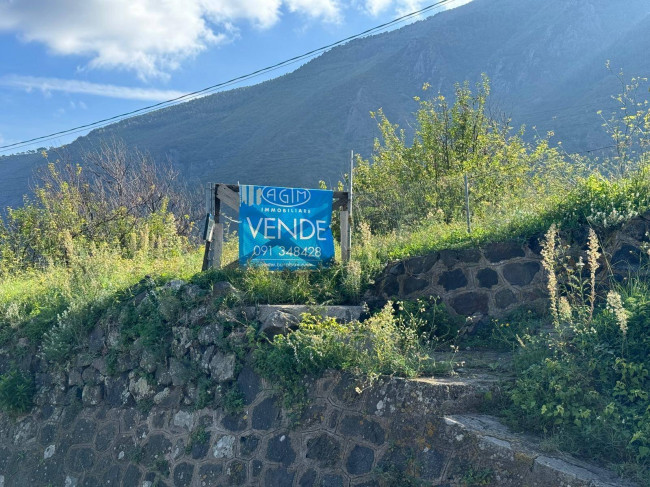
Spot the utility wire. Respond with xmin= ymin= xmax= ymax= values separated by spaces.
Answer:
xmin=0 ymin=0 xmax=457 ymax=154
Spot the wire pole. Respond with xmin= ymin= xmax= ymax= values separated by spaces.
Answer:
xmin=464 ymin=174 xmax=471 ymax=233
xmin=349 ymin=150 xmax=354 ymax=258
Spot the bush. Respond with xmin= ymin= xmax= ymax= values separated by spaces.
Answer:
xmin=255 ymin=303 xmax=427 ymax=411
xmin=353 ymin=75 xmax=572 ymax=233
xmin=507 ymin=226 xmax=650 ymax=484
xmin=0 ymin=368 xmax=35 ymax=414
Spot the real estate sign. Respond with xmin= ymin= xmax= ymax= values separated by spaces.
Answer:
xmin=238 ymin=185 xmax=335 ymax=269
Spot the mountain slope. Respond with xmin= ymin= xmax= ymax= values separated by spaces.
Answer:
xmin=1 ymin=0 xmax=649 ymax=209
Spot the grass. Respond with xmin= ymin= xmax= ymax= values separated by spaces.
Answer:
xmin=362 ymin=169 xmax=650 ymax=262
xmin=0 ymin=246 xmax=202 ymax=348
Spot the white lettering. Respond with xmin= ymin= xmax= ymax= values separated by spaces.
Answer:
xmin=263 ymin=218 xmax=277 ymax=239
xmin=278 ymin=219 xmax=297 ymax=239
xmin=247 ymin=217 xmax=263 ymax=239
xmin=299 ymin=219 xmax=315 ymax=239
xmin=316 ymin=220 xmax=327 ymax=241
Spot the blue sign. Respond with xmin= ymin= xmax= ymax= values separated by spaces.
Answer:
xmin=239 ymin=185 xmax=335 ymax=270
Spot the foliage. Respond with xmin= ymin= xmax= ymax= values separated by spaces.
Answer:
xmin=507 ymin=226 xmax=650 ymax=484
xmin=0 ymin=140 xmax=194 ymax=276
xmin=598 ymin=67 xmax=650 ymax=177
xmin=254 ymin=303 xmax=429 ymax=411
xmin=353 ymin=75 xmax=574 ymax=233
xmin=0 ymin=367 xmax=35 ymax=414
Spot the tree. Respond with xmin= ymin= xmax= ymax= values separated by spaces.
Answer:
xmin=353 ymin=75 xmax=567 ymax=233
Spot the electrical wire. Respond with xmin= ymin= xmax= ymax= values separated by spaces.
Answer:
xmin=0 ymin=0 xmax=458 ymax=154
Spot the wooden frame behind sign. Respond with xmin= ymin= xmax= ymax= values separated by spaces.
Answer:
xmin=202 ymin=183 xmax=351 ymax=271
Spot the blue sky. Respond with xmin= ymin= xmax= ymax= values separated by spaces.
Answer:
xmin=0 ymin=0 xmax=471 ymax=155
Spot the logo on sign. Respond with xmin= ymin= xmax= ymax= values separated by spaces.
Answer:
xmin=261 ymin=187 xmax=311 ymax=208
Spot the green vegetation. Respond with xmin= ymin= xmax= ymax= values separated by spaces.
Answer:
xmin=505 ymin=226 xmax=650 ymax=484
xmin=0 ymin=72 xmax=649 ymax=484
xmin=255 ymin=301 xmax=452 ymax=412
xmin=0 ymin=367 xmax=34 ymax=414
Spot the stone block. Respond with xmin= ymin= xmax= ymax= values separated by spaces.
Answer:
xmin=142 ymin=434 xmax=172 ymax=465
xmin=306 ymin=433 xmax=341 ymax=467
xmin=264 ymin=467 xmax=295 ymax=487
xmin=221 ymin=412 xmax=248 ymax=432
xmin=209 ymin=352 xmax=236 ymax=382
xmin=213 ymin=434 xmax=236 ymax=459
xmin=266 ymin=433 xmax=296 ymax=467
xmin=340 ymin=414 xmax=385 ymax=445
xmin=169 ymin=358 xmax=192 ymax=386
xmin=226 ymin=460 xmax=247 ymax=485
xmin=404 ymin=253 xmax=439 ymax=274
xmin=240 ymin=435 xmax=260 ymax=457
xmin=252 ymin=397 xmax=281 ymax=430
xmin=237 ymin=366 xmax=261 ymax=405
xmin=346 ymin=445 xmax=374 ymax=475
xmin=322 ymin=474 xmax=344 ymax=487
xmin=95 ymin=423 xmax=117 ymax=452
xmin=483 ymin=241 xmax=525 ymax=262
xmin=502 ymin=262 xmax=540 ymax=286
xmin=476 ymin=268 xmax=499 ymax=288
xmin=438 ymin=269 xmax=468 ymax=291
xmin=417 ymin=447 xmax=446 ymax=479
xmin=81 ymin=385 xmax=102 ymax=406
xmin=173 ymin=462 xmax=194 ymax=487
xmin=258 ymin=310 xmax=301 ymax=338
xmin=122 ymin=464 xmax=142 ymax=487
xmin=612 ymin=244 xmax=643 ymax=271
xmin=381 ymin=274 xmax=400 ymax=297
xmin=198 ymin=464 xmax=223 ymax=484
xmin=299 ymin=469 xmax=317 ymax=487
xmin=198 ymin=323 xmax=223 ymax=346
xmin=402 ymin=276 xmax=429 ymax=295
xmin=495 ymin=289 xmax=517 ymax=309
xmin=451 ymin=292 xmax=489 ymax=316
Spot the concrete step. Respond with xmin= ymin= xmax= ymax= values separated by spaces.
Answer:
xmin=442 ymin=414 xmax=637 ymax=487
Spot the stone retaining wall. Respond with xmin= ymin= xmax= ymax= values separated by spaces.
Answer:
xmin=369 ymin=213 xmax=650 ymax=319
xmin=0 ymin=370 xmax=634 ymax=486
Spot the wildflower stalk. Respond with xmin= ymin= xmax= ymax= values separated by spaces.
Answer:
xmin=541 ymin=224 xmax=560 ymax=327
xmin=586 ymin=228 xmax=600 ymax=323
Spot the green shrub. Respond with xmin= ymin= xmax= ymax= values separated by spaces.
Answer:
xmin=255 ymin=303 xmax=428 ymax=411
xmin=507 ymin=226 xmax=650 ymax=484
xmin=0 ymin=368 xmax=35 ymax=414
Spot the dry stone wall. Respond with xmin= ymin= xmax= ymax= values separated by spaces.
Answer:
xmin=370 ymin=213 xmax=650 ymax=320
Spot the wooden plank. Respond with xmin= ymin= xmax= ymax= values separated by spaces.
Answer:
xmin=217 ymin=184 xmax=240 ymax=213
xmin=340 ymin=209 xmax=350 ymax=263
xmin=213 ymin=223 xmax=223 ymax=269
xmin=201 ymin=240 xmax=212 ymax=271
xmin=202 ymin=182 xmax=214 ymax=271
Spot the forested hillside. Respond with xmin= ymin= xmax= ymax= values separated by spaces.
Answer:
xmin=1 ymin=0 xmax=649 ymax=209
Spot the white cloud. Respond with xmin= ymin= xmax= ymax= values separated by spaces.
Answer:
xmin=0 ymin=0 xmax=343 ymax=79
xmin=0 ymin=0 xmax=472 ymax=79
xmin=0 ymin=75 xmax=186 ymax=102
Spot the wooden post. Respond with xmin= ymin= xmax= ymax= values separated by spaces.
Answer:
xmin=339 ymin=191 xmax=350 ymax=263
xmin=213 ymin=184 xmax=222 ymax=269
xmin=202 ymin=182 xmax=214 ymax=271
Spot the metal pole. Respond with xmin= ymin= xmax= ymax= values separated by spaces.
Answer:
xmin=464 ymin=174 xmax=471 ymax=234
xmin=348 ymin=150 xmax=354 ymax=259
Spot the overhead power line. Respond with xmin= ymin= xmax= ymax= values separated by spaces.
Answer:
xmin=0 ymin=0 xmax=458 ymax=154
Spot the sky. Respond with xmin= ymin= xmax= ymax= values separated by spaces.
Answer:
xmin=0 ymin=0 xmax=472 ymax=155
